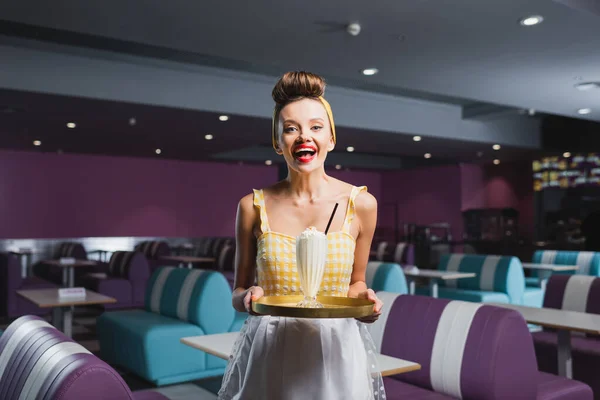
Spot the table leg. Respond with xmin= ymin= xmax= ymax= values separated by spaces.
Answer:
xmin=68 ymin=267 xmax=75 ymax=287
xmin=63 ymin=307 xmax=73 ymax=338
xmin=62 ymin=268 xmax=69 ymax=287
xmin=430 ymin=281 xmax=439 ymax=298
xmin=20 ymin=256 xmax=27 ymax=279
xmin=409 ymin=280 xmax=416 ymax=295
xmin=52 ymin=307 xmax=64 ymax=331
xmin=557 ymin=330 xmax=572 ymax=379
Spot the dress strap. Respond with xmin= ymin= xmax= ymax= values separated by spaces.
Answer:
xmin=342 ymin=186 xmax=367 ymax=233
xmin=253 ymin=189 xmax=271 ymax=234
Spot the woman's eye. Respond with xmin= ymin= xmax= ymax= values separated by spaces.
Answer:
xmin=312 ymin=126 xmax=323 ymax=131
xmin=284 ymin=126 xmax=297 ymax=133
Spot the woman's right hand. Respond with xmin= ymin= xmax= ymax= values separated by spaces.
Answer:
xmin=243 ymin=286 xmax=265 ymax=315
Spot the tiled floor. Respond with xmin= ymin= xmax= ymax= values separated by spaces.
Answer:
xmin=0 ymin=307 xmax=223 ymax=399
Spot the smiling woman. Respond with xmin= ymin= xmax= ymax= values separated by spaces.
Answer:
xmin=218 ymin=71 xmax=384 ymax=400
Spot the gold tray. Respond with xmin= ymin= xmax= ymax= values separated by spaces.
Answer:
xmin=252 ymin=295 xmax=374 ymax=319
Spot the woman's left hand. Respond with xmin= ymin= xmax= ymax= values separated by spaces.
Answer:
xmin=355 ymin=289 xmax=383 ymax=323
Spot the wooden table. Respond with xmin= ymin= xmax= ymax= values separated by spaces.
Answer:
xmin=521 ymin=263 xmax=579 ymax=290
xmin=160 ymin=255 xmax=216 ymax=269
xmin=43 ymin=259 xmax=99 ymax=287
xmin=490 ymin=302 xmax=600 ymax=379
xmin=17 ymin=288 xmax=116 ymax=337
xmin=403 ymin=268 xmax=476 ymax=298
xmin=181 ymin=332 xmax=421 ymax=377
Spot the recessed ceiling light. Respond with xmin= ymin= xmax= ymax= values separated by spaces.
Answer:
xmin=204 ymin=134 xmax=214 ymax=140
xmin=129 ymin=117 xmax=137 ymax=126
xmin=477 ymin=151 xmax=484 ymax=157
xmin=265 ymin=160 xmax=272 ymax=166
xmin=155 ymin=148 xmax=162 ymax=155
xmin=33 ymin=140 xmax=41 ymax=146
xmin=519 ymin=15 xmax=543 ymax=26
xmin=361 ymin=68 xmax=378 ymax=76
xmin=335 ymin=164 xmax=342 ymax=170
xmin=413 ymin=136 xmax=422 ymax=142
xmin=578 ymin=108 xmax=592 ymax=115
xmin=493 ymin=144 xmax=501 ymax=150
xmin=66 ymin=122 xmax=76 ymax=129
xmin=219 ymin=115 xmax=229 ymax=122
xmin=493 ymin=159 xmax=500 ymax=165
xmin=346 ymin=146 xmax=355 ymax=152
xmin=563 ymin=152 xmax=572 ymax=158
xmin=424 ymin=153 xmax=431 ymax=159
xmin=575 ymin=82 xmax=600 ymax=91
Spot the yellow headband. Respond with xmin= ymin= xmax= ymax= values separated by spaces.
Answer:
xmin=272 ymin=96 xmax=336 ymax=151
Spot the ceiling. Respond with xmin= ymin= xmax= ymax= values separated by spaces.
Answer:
xmin=1 ymin=0 xmax=600 ymax=121
xmin=0 ymin=89 xmax=536 ymax=170
xmin=0 ymin=0 xmax=598 ymax=168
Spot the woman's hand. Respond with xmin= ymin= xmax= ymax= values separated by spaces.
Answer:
xmin=355 ymin=289 xmax=383 ymax=323
xmin=243 ymin=286 xmax=265 ymax=315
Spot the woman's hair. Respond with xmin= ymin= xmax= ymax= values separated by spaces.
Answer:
xmin=271 ymin=71 xmax=336 ymax=150
xmin=272 ymin=71 xmax=326 ymax=106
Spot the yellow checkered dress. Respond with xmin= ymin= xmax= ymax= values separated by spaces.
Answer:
xmin=253 ymin=186 xmax=366 ymax=297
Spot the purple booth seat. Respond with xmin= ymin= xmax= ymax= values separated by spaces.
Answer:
xmin=215 ymin=243 xmax=235 ymax=288
xmin=532 ymin=275 xmax=600 ymax=398
xmin=32 ymin=241 xmax=100 ymax=285
xmin=0 ymin=252 xmax=57 ymax=318
xmin=79 ymin=251 xmax=150 ymax=309
xmin=370 ymin=292 xmax=592 ymax=400
xmin=134 ymin=240 xmax=179 ymax=273
xmin=0 ymin=315 xmax=169 ymax=400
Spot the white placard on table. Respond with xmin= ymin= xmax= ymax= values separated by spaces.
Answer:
xmin=58 ymin=287 xmax=87 ymax=298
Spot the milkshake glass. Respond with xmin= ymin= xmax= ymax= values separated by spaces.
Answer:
xmin=296 ymin=227 xmax=328 ymax=308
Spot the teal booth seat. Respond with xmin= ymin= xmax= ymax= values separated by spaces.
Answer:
xmin=97 ymin=267 xmax=239 ymax=386
xmin=365 ymin=262 xmax=408 ymax=294
xmin=416 ymin=254 xmax=544 ymax=307
xmin=526 ymin=250 xmax=600 ymax=288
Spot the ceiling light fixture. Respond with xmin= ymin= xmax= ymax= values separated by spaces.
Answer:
xmin=129 ymin=117 xmax=137 ymax=126
xmin=493 ymin=144 xmax=501 ymax=150
xmin=66 ymin=122 xmax=76 ymax=129
xmin=424 ymin=153 xmax=431 ymax=159
xmin=575 ymin=82 xmax=600 ymax=91
xmin=33 ymin=140 xmax=41 ymax=146
xmin=335 ymin=164 xmax=342 ymax=170
xmin=413 ymin=136 xmax=422 ymax=142
xmin=578 ymin=108 xmax=592 ymax=115
xmin=204 ymin=134 xmax=214 ymax=140
xmin=155 ymin=148 xmax=162 ymax=155
xmin=493 ymin=159 xmax=500 ymax=165
xmin=219 ymin=115 xmax=229 ymax=122
xmin=361 ymin=68 xmax=378 ymax=76
xmin=519 ymin=15 xmax=543 ymax=26
xmin=346 ymin=146 xmax=355 ymax=152
xmin=265 ymin=160 xmax=272 ymax=166
xmin=563 ymin=152 xmax=572 ymax=158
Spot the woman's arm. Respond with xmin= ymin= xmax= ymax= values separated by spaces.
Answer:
xmin=348 ymin=191 xmax=383 ymax=322
xmin=232 ymin=194 xmax=263 ymax=313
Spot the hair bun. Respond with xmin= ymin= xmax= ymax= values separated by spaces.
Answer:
xmin=272 ymin=71 xmax=326 ymax=105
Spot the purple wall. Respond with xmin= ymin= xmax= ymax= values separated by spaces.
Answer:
xmin=0 ymin=150 xmax=383 ymax=239
xmin=381 ymin=165 xmax=464 ymax=240
xmin=380 ymin=162 xmax=534 ymax=242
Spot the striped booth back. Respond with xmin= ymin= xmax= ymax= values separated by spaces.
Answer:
xmin=532 ymin=250 xmax=600 ymax=276
xmin=145 ymin=267 xmax=235 ymax=334
xmin=0 ymin=315 xmax=135 ymax=399
xmin=369 ymin=293 xmax=538 ymax=399
xmin=438 ymin=254 xmax=525 ymax=304
xmin=55 ymin=242 xmax=87 ymax=260
xmin=365 ymin=262 xmax=408 ymax=294
xmin=544 ymin=275 xmax=600 ymax=338
xmin=135 ymin=240 xmax=171 ymax=260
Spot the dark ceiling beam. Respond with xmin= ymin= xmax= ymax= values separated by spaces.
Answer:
xmin=462 ymin=103 xmax=522 ymax=121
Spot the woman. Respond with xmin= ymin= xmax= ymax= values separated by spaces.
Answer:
xmin=218 ymin=71 xmax=385 ymax=400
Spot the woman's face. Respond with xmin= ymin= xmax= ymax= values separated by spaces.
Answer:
xmin=277 ymin=98 xmax=335 ymax=173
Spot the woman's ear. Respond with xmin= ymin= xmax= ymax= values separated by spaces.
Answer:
xmin=274 ymin=144 xmax=284 ymax=155
xmin=327 ymin=136 xmax=335 ymax=152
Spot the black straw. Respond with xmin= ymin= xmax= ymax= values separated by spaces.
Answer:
xmin=324 ymin=203 xmax=339 ymax=234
